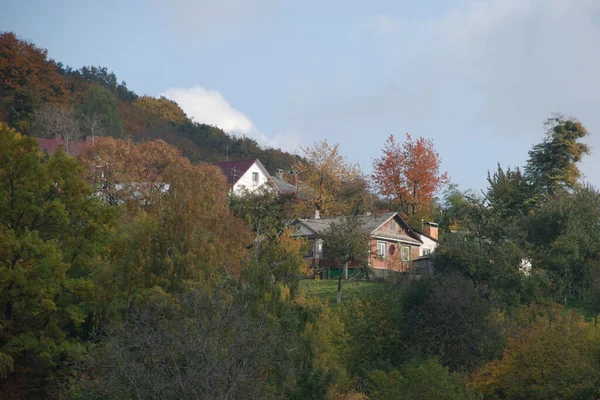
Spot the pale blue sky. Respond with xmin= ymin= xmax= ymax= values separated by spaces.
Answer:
xmin=3 ymin=0 xmax=600 ymax=191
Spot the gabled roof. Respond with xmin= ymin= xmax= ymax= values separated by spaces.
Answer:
xmin=293 ymin=212 xmax=422 ymax=245
xmin=214 ymin=158 xmax=267 ymax=186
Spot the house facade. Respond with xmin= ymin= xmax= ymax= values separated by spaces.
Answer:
xmin=415 ymin=222 xmax=439 ymax=257
xmin=214 ymin=158 xmax=272 ymax=195
xmin=291 ymin=212 xmax=430 ymax=278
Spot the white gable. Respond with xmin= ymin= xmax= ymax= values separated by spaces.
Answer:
xmin=232 ymin=160 xmax=271 ymax=194
xmin=418 ymin=234 xmax=437 ymax=257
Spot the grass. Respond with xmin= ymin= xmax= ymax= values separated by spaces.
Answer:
xmin=299 ymin=279 xmax=382 ymax=304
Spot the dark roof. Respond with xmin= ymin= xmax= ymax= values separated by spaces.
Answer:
xmin=214 ymin=158 xmax=260 ymax=186
xmin=271 ymin=175 xmax=297 ymax=194
xmin=294 ymin=212 xmax=422 ymax=245
xmin=37 ymin=136 xmax=97 ymax=156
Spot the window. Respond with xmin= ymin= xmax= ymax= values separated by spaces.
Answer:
xmin=304 ymin=240 xmax=314 ymax=257
xmin=401 ymin=245 xmax=411 ymax=262
xmin=252 ymin=172 xmax=259 ymax=183
xmin=423 ymin=248 xmax=431 ymax=256
xmin=377 ymin=241 xmax=388 ymax=259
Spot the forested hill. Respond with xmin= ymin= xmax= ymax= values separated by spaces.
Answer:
xmin=0 ymin=31 xmax=297 ymax=173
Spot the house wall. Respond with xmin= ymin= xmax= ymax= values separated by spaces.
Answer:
xmin=232 ymin=162 xmax=271 ymax=194
xmin=369 ymin=239 xmax=417 ymax=272
xmin=418 ymin=235 xmax=438 ymax=257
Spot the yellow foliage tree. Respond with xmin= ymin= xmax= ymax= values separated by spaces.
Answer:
xmin=294 ymin=140 xmax=366 ymax=217
xmin=470 ymin=307 xmax=600 ymax=399
xmin=132 ymin=95 xmax=186 ymax=124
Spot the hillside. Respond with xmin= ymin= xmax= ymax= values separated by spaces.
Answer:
xmin=0 ymin=31 xmax=297 ymax=173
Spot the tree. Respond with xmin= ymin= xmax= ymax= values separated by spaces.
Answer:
xmin=294 ymin=140 xmax=365 ymax=217
xmin=133 ymin=96 xmax=187 ymax=124
xmin=373 ymin=134 xmax=448 ymax=223
xmin=525 ymin=114 xmax=590 ymax=196
xmin=471 ymin=307 xmax=600 ymax=399
xmin=0 ymin=32 xmax=68 ymax=131
xmin=79 ymin=138 xmax=252 ymax=298
xmin=401 ymin=274 xmax=502 ymax=371
xmin=0 ymin=123 xmax=113 ymax=397
xmin=367 ymin=359 xmax=476 ymax=400
xmin=486 ymin=164 xmax=533 ymax=220
xmin=32 ymin=104 xmax=81 ymax=151
xmin=77 ymin=85 xmax=123 ymax=137
xmin=321 ymin=216 xmax=371 ymax=303
xmin=73 ymin=288 xmax=290 ymax=400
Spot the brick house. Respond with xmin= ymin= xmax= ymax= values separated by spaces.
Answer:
xmin=291 ymin=212 xmax=432 ymax=278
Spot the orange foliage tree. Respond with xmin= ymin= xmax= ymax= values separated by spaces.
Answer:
xmin=0 ymin=32 xmax=68 ymax=130
xmin=79 ymin=138 xmax=251 ymax=295
xmin=372 ymin=134 xmax=448 ymax=222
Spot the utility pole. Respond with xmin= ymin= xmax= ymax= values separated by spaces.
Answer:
xmin=231 ymin=166 xmax=236 ymax=192
xmin=226 ymin=145 xmax=229 ymax=162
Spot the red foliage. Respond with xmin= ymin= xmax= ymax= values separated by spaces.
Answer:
xmin=372 ymin=134 xmax=449 ymax=218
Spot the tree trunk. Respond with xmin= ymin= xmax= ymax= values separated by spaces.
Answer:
xmin=337 ymin=265 xmax=343 ymax=304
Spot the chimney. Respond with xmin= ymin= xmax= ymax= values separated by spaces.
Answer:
xmin=276 ymin=169 xmax=284 ymax=179
xmin=424 ymin=222 xmax=438 ymax=240
xmin=311 ymin=210 xmax=320 ymax=220
xmin=290 ymin=170 xmax=298 ymax=187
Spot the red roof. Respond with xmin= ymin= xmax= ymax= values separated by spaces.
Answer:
xmin=37 ymin=136 xmax=97 ymax=156
xmin=214 ymin=158 xmax=261 ymax=186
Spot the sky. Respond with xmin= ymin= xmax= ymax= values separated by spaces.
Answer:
xmin=3 ymin=0 xmax=600 ymax=191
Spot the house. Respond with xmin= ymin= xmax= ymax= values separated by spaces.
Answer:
xmin=215 ymin=158 xmax=299 ymax=196
xmin=271 ymin=169 xmax=298 ymax=195
xmin=215 ymin=158 xmax=272 ymax=195
xmin=37 ymin=135 xmax=97 ymax=156
xmin=415 ymin=222 xmax=439 ymax=257
xmin=291 ymin=212 xmax=432 ymax=278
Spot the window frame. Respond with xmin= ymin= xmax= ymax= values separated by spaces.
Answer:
xmin=377 ymin=241 xmax=388 ymax=259
xmin=401 ymin=245 xmax=411 ymax=262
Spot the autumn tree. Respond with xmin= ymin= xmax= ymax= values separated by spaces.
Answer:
xmin=373 ymin=134 xmax=448 ymax=223
xmin=525 ymin=114 xmax=590 ymax=196
xmin=133 ymin=95 xmax=187 ymax=124
xmin=471 ymin=307 xmax=600 ymax=399
xmin=294 ymin=140 xmax=366 ymax=217
xmin=0 ymin=123 xmax=113 ymax=397
xmin=79 ymin=138 xmax=251 ymax=298
xmin=0 ymin=32 xmax=68 ymax=131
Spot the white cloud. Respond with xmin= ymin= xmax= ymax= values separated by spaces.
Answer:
xmin=161 ymin=85 xmax=301 ymax=153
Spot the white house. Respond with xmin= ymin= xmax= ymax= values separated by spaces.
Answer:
xmin=416 ymin=222 xmax=439 ymax=257
xmin=215 ymin=158 xmax=272 ymax=195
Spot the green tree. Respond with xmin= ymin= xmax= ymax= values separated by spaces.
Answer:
xmin=486 ymin=164 xmax=532 ymax=220
xmin=525 ymin=114 xmax=590 ymax=196
xmin=367 ymin=358 xmax=477 ymax=400
xmin=321 ymin=215 xmax=371 ymax=303
xmin=401 ymin=275 xmax=503 ymax=371
xmin=0 ymin=123 xmax=113 ymax=397
xmin=78 ymin=84 xmax=123 ymax=137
